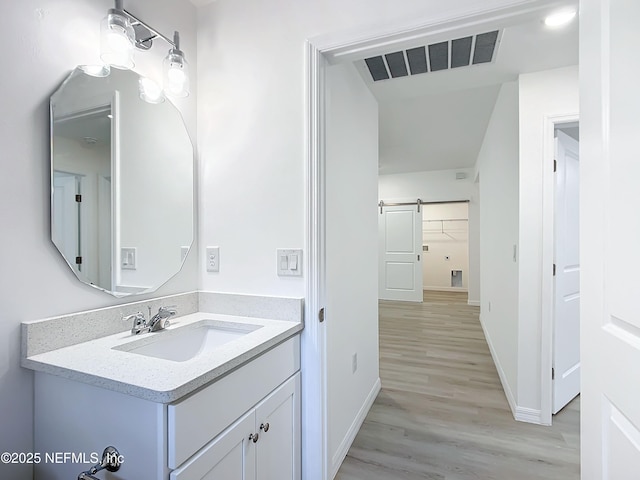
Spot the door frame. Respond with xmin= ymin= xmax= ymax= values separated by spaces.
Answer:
xmin=540 ymin=113 xmax=579 ymax=425
xmin=303 ymin=1 xmax=576 ymax=478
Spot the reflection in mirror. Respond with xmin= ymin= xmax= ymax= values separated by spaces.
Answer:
xmin=51 ymin=67 xmax=194 ymax=297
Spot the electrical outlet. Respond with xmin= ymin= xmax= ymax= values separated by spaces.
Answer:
xmin=206 ymin=246 xmax=219 ymax=272
xmin=352 ymin=353 xmax=358 ymax=374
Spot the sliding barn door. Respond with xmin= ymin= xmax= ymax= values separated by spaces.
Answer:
xmin=379 ymin=205 xmax=423 ymax=302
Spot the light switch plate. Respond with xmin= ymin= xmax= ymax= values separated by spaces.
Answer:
xmin=277 ymin=249 xmax=303 ymax=276
xmin=206 ymin=246 xmax=220 ymax=272
xmin=121 ymin=247 xmax=136 ymax=270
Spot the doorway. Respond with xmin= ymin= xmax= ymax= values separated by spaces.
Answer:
xmin=552 ymin=123 xmax=580 ymax=415
xmin=304 ymin=2 xmax=579 ymax=478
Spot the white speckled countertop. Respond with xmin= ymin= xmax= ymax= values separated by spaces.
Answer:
xmin=22 ymin=312 xmax=303 ymax=403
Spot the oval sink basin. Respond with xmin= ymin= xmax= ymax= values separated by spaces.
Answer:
xmin=114 ymin=320 xmax=262 ymax=362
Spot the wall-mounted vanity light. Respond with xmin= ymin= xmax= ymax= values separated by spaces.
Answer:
xmin=99 ymin=0 xmax=190 ymax=98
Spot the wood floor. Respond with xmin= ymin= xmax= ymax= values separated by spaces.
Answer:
xmin=335 ymin=291 xmax=580 ymax=480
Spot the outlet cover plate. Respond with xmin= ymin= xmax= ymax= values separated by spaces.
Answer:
xmin=206 ymin=246 xmax=220 ymax=272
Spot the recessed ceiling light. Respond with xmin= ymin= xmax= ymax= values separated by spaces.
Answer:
xmin=544 ymin=9 xmax=577 ymax=27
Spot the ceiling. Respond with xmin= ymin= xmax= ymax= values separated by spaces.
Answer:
xmin=353 ymin=9 xmax=579 ymax=175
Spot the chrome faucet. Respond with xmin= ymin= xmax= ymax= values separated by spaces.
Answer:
xmin=123 ymin=311 xmax=148 ymax=335
xmin=123 ymin=305 xmax=177 ymax=335
xmin=148 ymin=305 xmax=177 ymax=332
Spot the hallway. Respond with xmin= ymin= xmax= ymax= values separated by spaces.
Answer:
xmin=335 ymin=291 xmax=580 ymax=480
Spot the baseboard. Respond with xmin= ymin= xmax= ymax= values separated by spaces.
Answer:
xmin=478 ymin=314 xmax=518 ymax=418
xmin=423 ymin=287 xmax=468 ymax=293
xmin=467 ymin=300 xmax=480 ymax=306
xmin=515 ymin=406 xmax=543 ymax=424
xmin=330 ymin=377 xmax=382 ymax=479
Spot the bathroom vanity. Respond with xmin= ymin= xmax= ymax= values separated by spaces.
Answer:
xmin=22 ymin=300 xmax=303 ymax=480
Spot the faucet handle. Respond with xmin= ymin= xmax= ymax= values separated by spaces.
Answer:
xmin=123 ymin=312 xmax=146 ymax=324
xmin=159 ymin=305 xmax=178 ymax=315
xmin=123 ymin=312 xmax=147 ymax=334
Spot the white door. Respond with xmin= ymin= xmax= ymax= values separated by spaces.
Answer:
xmin=552 ymin=130 xmax=580 ymax=414
xmin=379 ymin=205 xmax=423 ymax=302
xmin=52 ymin=172 xmax=80 ymax=273
xmin=581 ymin=0 xmax=640 ymax=477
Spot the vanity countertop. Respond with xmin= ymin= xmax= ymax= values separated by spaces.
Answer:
xmin=21 ymin=312 xmax=303 ymax=403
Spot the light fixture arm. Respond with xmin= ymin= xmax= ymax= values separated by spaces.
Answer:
xmin=122 ymin=8 xmax=178 ymax=49
xmin=108 ymin=0 xmax=177 ymax=50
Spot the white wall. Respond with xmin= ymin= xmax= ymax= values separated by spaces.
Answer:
xmin=325 ymin=62 xmax=380 ymax=478
xmin=0 ymin=1 xmax=197 ymax=477
xmin=517 ymin=65 xmax=579 ymax=412
xmin=379 ymin=168 xmax=474 ymax=203
xmin=475 ymin=80 xmax=520 ymax=412
xmin=378 ymin=169 xmax=478 ymax=301
xmin=422 ymin=203 xmax=469 ymax=291
xmin=196 ymin=0 xmax=536 ymax=297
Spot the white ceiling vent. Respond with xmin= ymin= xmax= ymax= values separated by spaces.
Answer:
xmin=365 ymin=30 xmax=501 ymax=82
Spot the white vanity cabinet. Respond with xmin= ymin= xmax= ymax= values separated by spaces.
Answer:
xmin=171 ymin=373 xmax=300 ymax=480
xmin=32 ymin=336 xmax=300 ymax=480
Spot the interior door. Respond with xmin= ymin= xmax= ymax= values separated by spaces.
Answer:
xmin=52 ymin=172 xmax=80 ymax=273
xmin=379 ymin=204 xmax=423 ymax=302
xmin=552 ymin=130 xmax=580 ymax=414
xmin=581 ymin=0 xmax=640 ymax=476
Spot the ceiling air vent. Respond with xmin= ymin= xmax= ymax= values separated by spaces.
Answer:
xmin=365 ymin=30 xmax=500 ymax=82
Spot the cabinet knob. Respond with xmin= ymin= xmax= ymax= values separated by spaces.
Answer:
xmin=260 ymin=422 xmax=270 ymax=432
xmin=249 ymin=433 xmax=259 ymax=443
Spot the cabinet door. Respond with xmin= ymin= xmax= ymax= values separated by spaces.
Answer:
xmin=170 ymin=411 xmax=256 ymax=480
xmin=255 ymin=373 xmax=301 ymax=480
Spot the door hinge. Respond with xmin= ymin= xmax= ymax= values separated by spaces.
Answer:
xmin=417 ymin=254 xmax=420 ymax=261
xmin=75 ymin=256 xmax=82 ymax=265
xmin=553 ymin=159 xmax=557 ymax=172
xmin=553 ymin=264 xmax=556 ymax=276
xmin=75 ymin=194 xmax=82 ymax=202
xmin=552 ymin=367 xmax=555 ymax=380
xmin=319 ymin=308 xmax=325 ymax=323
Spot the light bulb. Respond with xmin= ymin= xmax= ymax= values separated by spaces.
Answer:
xmin=107 ymin=30 xmax=132 ymax=53
xmin=80 ymin=64 xmax=111 ymax=77
xmin=163 ymin=49 xmax=189 ymax=97
xmin=167 ymin=65 xmax=186 ymax=84
xmin=139 ymin=77 xmax=165 ymax=104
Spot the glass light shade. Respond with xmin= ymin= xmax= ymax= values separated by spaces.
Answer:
xmin=100 ymin=11 xmax=135 ymax=69
xmin=80 ymin=64 xmax=111 ymax=77
xmin=163 ymin=50 xmax=190 ymax=98
xmin=139 ymin=77 xmax=165 ymax=104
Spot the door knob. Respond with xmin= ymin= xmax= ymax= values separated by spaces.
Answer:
xmin=260 ymin=422 xmax=270 ymax=432
xmin=249 ymin=433 xmax=259 ymax=443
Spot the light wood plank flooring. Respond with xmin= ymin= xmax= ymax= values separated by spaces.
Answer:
xmin=335 ymin=291 xmax=580 ymax=480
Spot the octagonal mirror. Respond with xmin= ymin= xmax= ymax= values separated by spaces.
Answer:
xmin=50 ymin=66 xmax=194 ymax=297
